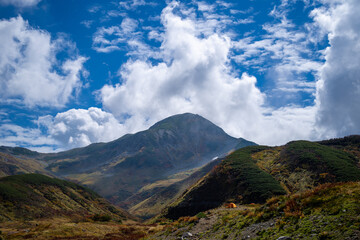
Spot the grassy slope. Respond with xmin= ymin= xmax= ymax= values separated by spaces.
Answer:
xmin=318 ymin=135 xmax=360 ymax=162
xmin=162 ymin=139 xmax=360 ymax=221
xmin=163 ymin=146 xmax=286 ymax=220
xmin=253 ymin=141 xmax=360 ymax=194
xmin=0 ymin=174 xmax=129 ymax=222
xmin=0 ymin=218 xmax=159 ymax=240
xmin=149 ymin=182 xmax=360 ymax=239
xmin=283 ymin=141 xmax=360 ymax=181
xmin=0 ymin=174 xmax=162 ymax=240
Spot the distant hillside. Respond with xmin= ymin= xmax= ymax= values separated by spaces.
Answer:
xmin=163 ymin=138 xmax=360 ymax=220
xmin=0 ymin=174 xmax=130 ymax=222
xmin=0 ymin=146 xmax=41 ymax=158
xmin=128 ymin=157 xmax=223 ymax=219
xmin=0 ymin=152 xmax=50 ymax=178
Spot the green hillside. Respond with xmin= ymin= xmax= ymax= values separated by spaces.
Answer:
xmin=318 ymin=135 xmax=360 ymax=160
xmin=164 ymin=146 xmax=286 ymax=220
xmin=252 ymin=140 xmax=360 ymax=194
xmin=0 ymin=174 xmax=129 ymax=222
xmin=162 ymin=139 xmax=360 ymax=220
xmin=150 ymin=182 xmax=360 ymax=240
xmin=0 ymin=175 xmax=163 ymax=240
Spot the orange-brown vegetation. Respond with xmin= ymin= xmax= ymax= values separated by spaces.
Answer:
xmin=225 ymin=203 xmax=237 ymax=208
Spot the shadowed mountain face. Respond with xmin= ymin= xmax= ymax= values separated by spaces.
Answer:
xmin=127 ymin=157 xmax=224 ymax=219
xmin=43 ymin=113 xmax=253 ymax=174
xmin=0 ymin=113 xmax=255 ymax=213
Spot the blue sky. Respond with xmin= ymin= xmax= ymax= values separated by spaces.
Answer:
xmin=0 ymin=0 xmax=359 ymax=152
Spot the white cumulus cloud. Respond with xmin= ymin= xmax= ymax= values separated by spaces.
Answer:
xmin=5 ymin=0 xmax=359 ymax=151
xmin=38 ymin=107 xmax=127 ymax=148
xmin=97 ymin=1 xmax=317 ymax=146
xmin=0 ymin=123 xmax=58 ymax=152
xmin=92 ymin=17 xmax=140 ymax=53
xmin=0 ymin=0 xmax=41 ymax=7
xmin=313 ymin=0 xmax=360 ymax=137
xmin=0 ymin=16 xmax=87 ymax=107
xmin=233 ymin=3 xmax=322 ymax=95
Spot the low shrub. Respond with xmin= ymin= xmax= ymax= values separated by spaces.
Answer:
xmin=91 ymin=214 xmax=112 ymax=222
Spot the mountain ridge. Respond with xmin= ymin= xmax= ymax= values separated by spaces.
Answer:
xmin=0 ymin=113 xmax=256 ymax=218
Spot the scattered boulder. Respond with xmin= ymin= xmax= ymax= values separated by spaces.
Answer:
xmin=277 ymin=236 xmax=292 ymax=240
xmin=181 ymin=232 xmax=193 ymax=239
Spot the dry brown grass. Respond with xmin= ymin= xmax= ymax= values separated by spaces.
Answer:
xmin=0 ymin=217 xmax=161 ymax=240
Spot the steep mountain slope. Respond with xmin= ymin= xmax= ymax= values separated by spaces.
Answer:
xmin=41 ymin=113 xmax=255 ymax=207
xmin=0 ymin=173 xmax=130 ymax=222
xmin=43 ymin=113 xmax=253 ymax=175
xmin=163 ymin=138 xmax=360 ymax=220
xmin=128 ymin=157 xmax=223 ymax=219
xmin=164 ymin=146 xmax=286 ymax=220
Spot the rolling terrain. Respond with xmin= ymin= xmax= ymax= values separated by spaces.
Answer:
xmin=0 ymin=173 xmax=129 ymax=222
xmin=0 ymin=113 xmax=256 ymax=218
xmin=0 ymin=131 xmax=360 ymax=239
xmin=161 ymin=137 xmax=360 ymax=220
xmin=149 ymin=136 xmax=360 ymax=239
xmin=0 ymin=173 xmax=161 ymax=240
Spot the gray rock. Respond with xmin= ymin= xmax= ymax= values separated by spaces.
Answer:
xmin=181 ymin=232 xmax=193 ymax=239
xmin=277 ymin=237 xmax=292 ymax=240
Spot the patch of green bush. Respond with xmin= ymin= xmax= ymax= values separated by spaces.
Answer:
xmin=0 ymin=174 xmax=100 ymax=199
xmin=284 ymin=141 xmax=360 ymax=182
xmin=223 ymin=146 xmax=286 ymax=202
xmin=0 ymin=182 xmax=30 ymax=201
xmin=196 ymin=212 xmax=207 ymax=219
xmin=91 ymin=214 xmax=112 ymax=222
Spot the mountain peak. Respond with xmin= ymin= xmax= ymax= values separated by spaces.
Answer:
xmin=0 ymin=113 xmax=256 ymax=220
xmin=149 ymin=113 xmax=222 ymax=132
